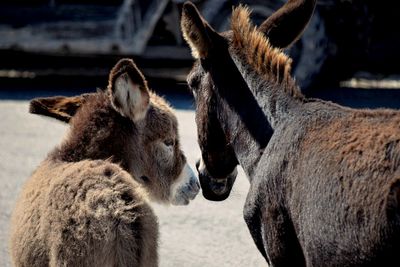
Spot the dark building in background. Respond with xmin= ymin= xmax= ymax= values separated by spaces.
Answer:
xmin=0 ymin=0 xmax=399 ymax=91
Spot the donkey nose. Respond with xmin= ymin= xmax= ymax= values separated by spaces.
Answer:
xmin=181 ymin=167 xmax=200 ymax=200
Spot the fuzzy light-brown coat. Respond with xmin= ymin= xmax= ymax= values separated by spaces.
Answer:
xmin=9 ymin=59 xmax=199 ymax=267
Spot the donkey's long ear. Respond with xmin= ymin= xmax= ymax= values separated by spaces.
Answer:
xmin=181 ymin=1 xmax=220 ymax=59
xmin=29 ymin=95 xmax=88 ymax=123
xmin=108 ymin=58 xmax=150 ymax=122
xmin=259 ymin=0 xmax=316 ymax=48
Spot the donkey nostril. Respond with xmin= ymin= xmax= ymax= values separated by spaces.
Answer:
xmin=193 ymin=179 xmax=200 ymax=191
xmin=210 ymin=179 xmax=228 ymax=194
xmin=189 ymin=175 xmax=200 ymax=190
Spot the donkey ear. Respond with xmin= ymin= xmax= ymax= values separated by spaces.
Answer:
xmin=108 ymin=58 xmax=150 ymax=122
xmin=259 ymin=0 xmax=316 ymax=48
xmin=29 ymin=95 xmax=88 ymax=123
xmin=181 ymin=1 xmax=220 ymax=59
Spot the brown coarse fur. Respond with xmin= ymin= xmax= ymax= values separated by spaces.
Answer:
xmin=10 ymin=58 xmax=199 ymax=267
xmin=182 ymin=1 xmax=400 ymax=266
xmin=280 ymin=108 xmax=400 ymax=266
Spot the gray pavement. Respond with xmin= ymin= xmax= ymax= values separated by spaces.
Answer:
xmin=0 ymin=96 xmax=266 ymax=267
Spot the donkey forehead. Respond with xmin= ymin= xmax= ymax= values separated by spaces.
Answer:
xmin=144 ymin=94 xmax=178 ymax=136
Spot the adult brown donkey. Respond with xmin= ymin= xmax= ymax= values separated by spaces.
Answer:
xmin=181 ymin=1 xmax=400 ymax=266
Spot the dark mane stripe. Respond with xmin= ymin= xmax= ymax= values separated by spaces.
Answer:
xmin=230 ymin=6 xmax=303 ymax=98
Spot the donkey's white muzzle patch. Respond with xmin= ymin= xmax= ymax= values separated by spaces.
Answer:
xmin=170 ymin=164 xmax=200 ymax=205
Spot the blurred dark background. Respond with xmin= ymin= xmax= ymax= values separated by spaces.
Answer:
xmin=0 ymin=0 xmax=400 ymax=108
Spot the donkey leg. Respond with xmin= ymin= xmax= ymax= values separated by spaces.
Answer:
xmin=243 ymin=197 xmax=269 ymax=263
xmin=261 ymin=203 xmax=305 ymax=267
xmin=244 ymin=180 xmax=305 ymax=267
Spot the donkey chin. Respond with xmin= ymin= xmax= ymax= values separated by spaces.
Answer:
xmin=196 ymin=159 xmax=238 ymax=201
xmin=170 ymin=164 xmax=200 ymax=205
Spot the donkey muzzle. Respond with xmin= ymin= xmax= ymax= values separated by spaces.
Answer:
xmin=170 ymin=164 xmax=200 ymax=205
xmin=196 ymin=159 xmax=237 ymax=201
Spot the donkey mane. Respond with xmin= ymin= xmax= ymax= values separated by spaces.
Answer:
xmin=230 ymin=6 xmax=303 ymax=99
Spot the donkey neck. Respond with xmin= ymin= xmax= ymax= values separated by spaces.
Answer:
xmin=207 ymin=55 xmax=272 ymax=179
xmin=228 ymin=110 xmax=271 ymax=179
xmin=229 ymin=49 xmax=303 ymax=129
xmin=206 ymin=44 xmax=302 ymax=179
xmin=217 ymin=91 xmax=271 ymax=179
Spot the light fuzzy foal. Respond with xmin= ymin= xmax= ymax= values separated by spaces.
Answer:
xmin=10 ymin=59 xmax=199 ymax=267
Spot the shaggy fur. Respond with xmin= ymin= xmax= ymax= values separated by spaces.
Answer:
xmin=10 ymin=58 xmax=199 ymax=267
xmin=182 ymin=1 xmax=400 ymax=266
xmin=11 ymin=160 xmax=157 ymax=267
xmin=231 ymin=6 xmax=300 ymax=97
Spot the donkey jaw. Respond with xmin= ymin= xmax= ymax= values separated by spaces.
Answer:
xmin=170 ymin=164 xmax=200 ymax=205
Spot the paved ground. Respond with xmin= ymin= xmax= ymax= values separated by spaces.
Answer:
xmin=0 ymin=88 xmax=266 ymax=267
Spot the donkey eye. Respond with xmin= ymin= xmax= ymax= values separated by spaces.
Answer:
xmin=164 ymin=138 xmax=175 ymax=147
